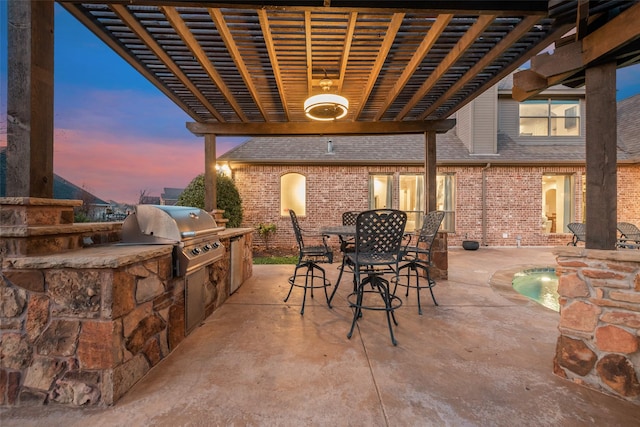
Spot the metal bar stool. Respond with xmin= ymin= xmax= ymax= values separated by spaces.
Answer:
xmin=328 ymin=211 xmax=359 ymax=305
xmin=392 ymin=210 xmax=445 ymax=315
xmin=346 ymin=209 xmax=407 ymax=346
xmin=284 ymin=210 xmax=333 ymax=315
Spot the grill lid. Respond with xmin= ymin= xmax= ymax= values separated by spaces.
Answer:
xmin=122 ymin=205 xmax=224 ymax=244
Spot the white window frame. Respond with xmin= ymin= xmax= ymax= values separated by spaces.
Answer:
xmin=519 ymin=99 xmax=581 ymax=137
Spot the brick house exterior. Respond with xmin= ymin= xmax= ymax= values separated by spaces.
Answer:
xmin=219 ymin=81 xmax=640 ymax=250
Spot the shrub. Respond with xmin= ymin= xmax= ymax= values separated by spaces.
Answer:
xmin=256 ymin=223 xmax=277 ymax=249
xmin=177 ymin=173 xmax=243 ymax=227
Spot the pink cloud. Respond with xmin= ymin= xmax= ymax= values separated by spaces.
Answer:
xmin=54 ymin=128 xmax=205 ymax=204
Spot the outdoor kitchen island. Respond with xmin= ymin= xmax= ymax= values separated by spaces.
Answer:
xmin=0 ymin=198 xmax=253 ymax=407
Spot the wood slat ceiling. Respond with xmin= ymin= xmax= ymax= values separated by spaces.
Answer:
xmin=58 ymin=1 xmax=633 ymax=126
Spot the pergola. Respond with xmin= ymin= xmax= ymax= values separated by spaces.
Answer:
xmin=6 ymin=0 xmax=640 ymax=249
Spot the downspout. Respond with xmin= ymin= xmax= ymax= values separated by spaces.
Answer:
xmin=481 ymin=163 xmax=491 ymax=246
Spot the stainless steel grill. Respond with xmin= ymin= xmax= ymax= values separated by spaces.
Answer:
xmin=121 ymin=205 xmax=225 ymax=276
xmin=122 ymin=205 xmax=226 ymax=334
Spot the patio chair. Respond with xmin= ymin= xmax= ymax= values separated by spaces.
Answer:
xmin=346 ymin=209 xmax=407 ymax=346
xmin=617 ymin=222 xmax=640 ymax=249
xmin=328 ymin=211 xmax=360 ymax=305
xmin=284 ymin=210 xmax=333 ymax=315
xmin=392 ymin=210 xmax=445 ymax=315
xmin=567 ymin=222 xmax=586 ymax=246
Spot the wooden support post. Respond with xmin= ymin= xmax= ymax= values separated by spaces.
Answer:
xmin=585 ymin=62 xmax=617 ymax=250
xmin=6 ymin=0 xmax=55 ymax=197
xmin=424 ymin=131 xmax=437 ymax=213
xmin=204 ymin=134 xmax=217 ymax=212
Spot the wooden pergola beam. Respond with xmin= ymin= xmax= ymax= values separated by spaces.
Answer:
xmin=66 ymin=1 xmax=550 ymax=15
xmin=513 ymin=2 xmax=640 ymax=100
xmin=186 ymin=119 xmax=455 ymax=136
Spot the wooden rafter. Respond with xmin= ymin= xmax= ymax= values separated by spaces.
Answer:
xmin=305 ymin=11 xmax=313 ymax=95
xmin=59 ymin=1 xmax=639 ymax=124
xmin=513 ymin=2 xmax=640 ymax=101
xmin=110 ymin=4 xmax=225 ymax=122
xmin=352 ymin=13 xmax=404 ymax=120
xmin=208 ymin=8 xmax=269 ymax=121
xmin=258 ymin=9 xmax=290 ymax=121
xmin=397 ymin=14 xmax=496 ymax=120
xmin=59 ymin=2 xmax=201 ymax=121
xmin=575 ymin=0 xmax=589 ymax=41
xmin=336 ymin=11 xmax=357 ymax=93
xmin=374 ymin=14 xmax=453 ymax=121
xmin=162 ymin=7 xmax=248 ymax=122
xmin=420 ymin=15 xmax=542 ymax=119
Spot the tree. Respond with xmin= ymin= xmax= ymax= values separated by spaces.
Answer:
xmin=177 ymin=173 xmax=243 ymax=227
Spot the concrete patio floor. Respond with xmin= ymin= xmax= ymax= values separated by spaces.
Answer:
xmin=2 ymin=247 xmax=640 ymax=426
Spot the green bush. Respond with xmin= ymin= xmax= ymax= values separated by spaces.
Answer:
xmin=177 ymin=173 xmax=243 ymax=227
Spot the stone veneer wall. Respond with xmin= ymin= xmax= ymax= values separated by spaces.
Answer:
xmin=553 ymin=246 xmax=640 ymax=402
xmin=0 ymin=231 xmax=253 ymax=406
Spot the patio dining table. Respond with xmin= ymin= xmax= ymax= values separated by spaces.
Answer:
xmin=321 ymin=225 xmax=356 ymax=237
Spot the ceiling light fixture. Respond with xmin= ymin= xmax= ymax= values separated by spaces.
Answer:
xmin=304 ymin=72 xmax=349 ymax=121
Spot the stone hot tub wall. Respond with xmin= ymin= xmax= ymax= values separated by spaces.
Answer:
xmin=553 ymin=246 xmax=640 ymax=403
xmin=0 ymin=230 xmax=253 ymax=407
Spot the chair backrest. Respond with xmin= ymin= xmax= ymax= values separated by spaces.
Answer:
xmin=355 ymin=209 xmax=407 ymax=265
xmin=568 ymin=222 xmax=586 ymax=241
xmin=415 ymin=210 xmax=445 ymax=248
xmin=342 ymin=211 xmax=359 ymax=226
xmin=617 ymin=222 xmax=640 ymax=240
xmin=289 ymin=210 xmax=305 ymax=249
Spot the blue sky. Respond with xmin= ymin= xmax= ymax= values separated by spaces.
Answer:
xmin=1 ymin=4 xmax=639 ymax=203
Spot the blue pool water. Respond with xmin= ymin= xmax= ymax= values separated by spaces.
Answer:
xmin=512 ymin=267 xmax=559 ymax=312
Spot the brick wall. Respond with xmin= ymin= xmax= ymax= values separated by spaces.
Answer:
xmin=233 ymin=164 xmax=640 ymax=250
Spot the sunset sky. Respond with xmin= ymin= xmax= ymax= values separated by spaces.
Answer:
xmin=1 ymin=4 xmax=639 ymax=204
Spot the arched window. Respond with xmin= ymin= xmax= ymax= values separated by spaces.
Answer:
xmin=281 ymin=173 xmax=306 ymax=216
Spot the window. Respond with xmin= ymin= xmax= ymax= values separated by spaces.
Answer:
xmin=542 ymin=174 xmax=574 ymax=234
xmin=369 ymin=174 xmax=392 ymax=209
xmin=519 ymin=99 xmax=580 ymax=136
xmin=436 ymin=174 xmax=456 ymax=232
xmin=369 ymin=173 xmax=455 ymax=233
xmin=399 ymin=174 xmax=424 ymax=231
xmin=281 ymin=173 xmax=306 ymax=216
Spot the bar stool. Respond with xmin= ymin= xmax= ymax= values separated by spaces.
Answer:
xmin=328 ymin=210 xmax=359 ymax=305
xmin=346 ymin=209 xmax=407 ymax=346
xmin=284 ymin=210 xmax=333 ymax=315
xmin=392 ymin=210 xmax=445 ymax=314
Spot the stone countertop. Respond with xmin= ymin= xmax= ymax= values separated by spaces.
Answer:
xmin=2 ymin=244 xmax=173 ymax=270
xmin=218 ymin=227 xmax=254 ymax=239
xmin=2 ymin=227 xmax=255 ymax=270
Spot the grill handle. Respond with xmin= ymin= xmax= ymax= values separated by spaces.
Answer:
xmin=180 ymin=227 xmax=225 ymax=239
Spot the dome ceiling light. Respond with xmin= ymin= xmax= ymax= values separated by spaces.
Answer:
xmin=304 ymin=72 xmax=349 ymax=121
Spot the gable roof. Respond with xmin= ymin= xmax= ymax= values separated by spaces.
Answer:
xmin=0 ymin=147 xmax=110 ymax=205
xmin=219 ymin=96 xmax=640 ymax=166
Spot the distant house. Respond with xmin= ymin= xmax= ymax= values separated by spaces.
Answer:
xmin=140 ymin=195 xmax=161 ymax=205
xmin=0 ymin=147 xmax=113 ymax=221
xmin=161 ymin=187 xmax=184 ymax=205
xmin=218 ymin=76 xmax=640 ymax=248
